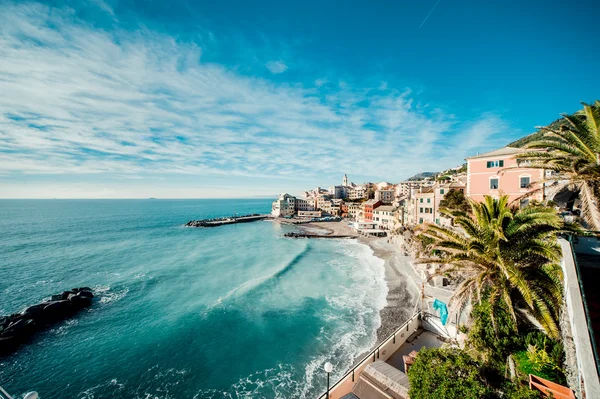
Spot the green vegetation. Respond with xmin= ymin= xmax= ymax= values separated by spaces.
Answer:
xmin=518 ymin=100 xmax=600 ymax=230
xmin=467 ymin=296 xmax=521 ymax=366
xmin=513 ymin=332 xmax=566 ymax=385
xmin=408 ymin=348 xmax=492 ymax=399
xmin=438 ymin=189 xmax=469 ymax=213
xmin=419 ymin=195 xmax=566 ymax=339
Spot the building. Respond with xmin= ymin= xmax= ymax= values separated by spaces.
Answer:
xmin=315 ymin=194 xmax=332 ymax=211
xmin=413 ymin=187 xmax=435 ymax=224
xmin=363 ymin=199 xmax=382 ymax=222
xmin=375 ymin=187 xmax=395 ymax=204
xmin=271 ymin=193 xmax=296 ymax=217
xmin=295 ymin=198 xmax=315 ymax=212
xmin=465 ymin=147 xmax=544 ymax=205
xmin=347 ymin=203 xmax=362 ymax=220
xmin=403 ymin=180 xmax=467 ymax=226
xmin=347 ymin=186 xmax=367 ymax=200
xmin=340 ymin=203 xmax=349 ymax=217
xmin=297 ymin=210 xmax=322 ymax=218
xmin=328 ymin=185 xmax=345 ymax=199
xmin=373 ymin=205 xmax=395 ymax=229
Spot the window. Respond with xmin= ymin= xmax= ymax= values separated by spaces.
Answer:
xmin=427 ymin=198 xmax=431 ymax=203
xmin=490 ymin=178 xmax=499 ymax=190
xmin=420 ymin=198 xmax=423 ymax=203
xmin=419 ymin=218 xmax=423 ymax=224
xmin=486 ymin=160 xmax=504 ymax=168
xmin=440 ymin=189 xmax=444 ymax=195
xmin=420 ymin=207 xmax=423 ymax=213
xmin=435 ymin=218 xmax=440 ymax=225
xmin=520 ymin=176 xmax=530 ymax=189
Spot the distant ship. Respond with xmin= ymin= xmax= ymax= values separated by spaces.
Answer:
xmin=148 ymin=197 xmax=157 ymax=200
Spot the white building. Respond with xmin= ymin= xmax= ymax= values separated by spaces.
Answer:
xmin=296 ymin=198 xmax=315 ymax=212
xmin=348 ymin=203 xmax=362 ymax=220
xmin=271 ymin=193 xmax=296 ymax=217
xmin=375 ymin=188 xmax=395 ymax=204
xmin=373 ymin=205 xmax=395 ymax=229
xmin=347 ymin=186 xmax=367 ymax=200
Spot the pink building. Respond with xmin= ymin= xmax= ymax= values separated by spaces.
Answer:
xmin=465 ymin=147 xmax=544 ymax=205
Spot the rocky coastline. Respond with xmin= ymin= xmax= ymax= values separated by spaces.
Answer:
xmin=0 ymin=287 xmax=94 ymax=356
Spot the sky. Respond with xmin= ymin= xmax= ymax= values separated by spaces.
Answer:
xmin=0 ymin=0 xmax=598 ymax=198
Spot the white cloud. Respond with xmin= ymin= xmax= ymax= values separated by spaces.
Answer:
xmin=0 ymin=2 xmax=521 ymax=198
xmin=266 ymin=60 xmax=288 ymax=74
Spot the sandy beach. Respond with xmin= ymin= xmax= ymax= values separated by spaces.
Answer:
xmin=294 ymin=220 xmax=449 ymax=344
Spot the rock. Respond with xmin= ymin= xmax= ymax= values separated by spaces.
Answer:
xmin=77 ymin=290 xmax=94 ymax=299
xmin=22 ymin=303 xmax=48 ymax=316
xmin=39 ymin=301 xmax=74 ymax=323
xmin=1 ymin=287 xmax=95 ymax=356
xmin=68 ymin=293 xmax=92 ymax=307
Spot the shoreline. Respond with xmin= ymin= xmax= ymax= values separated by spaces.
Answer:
xmin=293 ymin=221 xmax=422 ymax=344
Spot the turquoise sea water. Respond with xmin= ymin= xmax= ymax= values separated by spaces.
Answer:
xmin=0 ymin=200 xmax=386 ymax=399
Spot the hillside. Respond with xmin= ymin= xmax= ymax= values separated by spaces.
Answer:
xmin=407 ymin=172 xmax=437 ymax=181
xmin=508 ymin=118 xmax=566 ymax=148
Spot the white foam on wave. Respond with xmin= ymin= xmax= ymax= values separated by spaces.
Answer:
xmin=297 ymin=239 xmax=388 ymax=398
xmin=192 ymin=364 xmax=302 ymax=399
xmin=201 ymin=241 xmax=310 ymax=316
xmin=93 ymin=284 xmax=129 ymax=305
xmin=77 ymin=366 xmax=189 ymax=399
xmin=49 ymin=318 xmax=79 ymax=336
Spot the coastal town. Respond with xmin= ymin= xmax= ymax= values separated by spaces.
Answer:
xmin=271 ymin=144 xmax=562 ymax=234
xmin=270 ymin=136 xmax=599 ymax=399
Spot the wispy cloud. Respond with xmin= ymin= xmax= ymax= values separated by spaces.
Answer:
xmin=266 ymin=60 xmax=288 ymax=74
xmin=0 ymin=2 xmax=520 ymax=197
xmin=419 ymin=0 xmax=442 ymax=29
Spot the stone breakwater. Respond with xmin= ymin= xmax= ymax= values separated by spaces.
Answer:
xmin=0 ymin=287 xmax=94 ymax=355
xmin=284 ymin=232 xmax=357 ymax=239
xmin=185 ymin=214 xmax=270 ymax=227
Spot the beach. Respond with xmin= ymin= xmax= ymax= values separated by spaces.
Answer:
xmin=295 ymin=221 xmax=431 ymax=343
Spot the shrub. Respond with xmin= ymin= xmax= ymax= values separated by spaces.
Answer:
xmin=408 ymin=347 xmax=492 ymax=399
xmin=467 ymin=297 xmax=521 ymax=367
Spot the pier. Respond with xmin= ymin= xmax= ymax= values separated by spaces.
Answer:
xmin=185 ymin=214 xmax=272 ymax=227
xmin=283 ymin=232 xmax=357 ymax=239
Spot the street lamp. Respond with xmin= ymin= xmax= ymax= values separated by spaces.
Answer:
xmin=324 ymin=362 xmax=333 ymax=399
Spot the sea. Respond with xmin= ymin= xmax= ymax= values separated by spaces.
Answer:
xmin=0 ymin=199 xmax=387 ymax=399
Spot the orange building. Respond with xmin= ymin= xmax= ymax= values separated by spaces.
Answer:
xmin=363 ymin=199 xmax=382 ymax=222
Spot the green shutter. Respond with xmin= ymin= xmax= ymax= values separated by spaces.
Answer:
xmin=499 ymin=160 xmax=504 ymax=167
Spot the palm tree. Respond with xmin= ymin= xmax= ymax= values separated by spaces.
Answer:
xmin=518 ymin=101 xmax=600 ymax=230
xmin=418 ymin=196 xmax=565 ymax=339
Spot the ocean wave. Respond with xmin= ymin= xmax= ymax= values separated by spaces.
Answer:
xmin=93 ymin=284 xmax=129 ymax=305
xmin=77 ymin=366 xmax=189 ymax=399
xmin=202 ymin=242 xmax=311 ymax=315
xmin=192 ymin=364 xmax=303 ymax=399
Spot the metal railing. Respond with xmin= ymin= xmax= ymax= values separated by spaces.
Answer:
xmin=568 ymin=235 xmax=600 ymax=377
xmin=316 ymin=311 xmax=422 ymax=399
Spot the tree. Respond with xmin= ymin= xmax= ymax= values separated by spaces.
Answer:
xmin=408 ymin=348 xmax=491 ymax=399
xmin=518 ymin=101 xmax=600 ymax=230
xmin=468 ymin=295 xmax=521 ymax=365
xmin=439 ymin=189 xmax=470 ymax=213
xmin=418 ymin=196 xmax=566 ymax=339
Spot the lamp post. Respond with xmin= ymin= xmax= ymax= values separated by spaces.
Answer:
xmin=324 ymin=362 xmax=333 ymax=399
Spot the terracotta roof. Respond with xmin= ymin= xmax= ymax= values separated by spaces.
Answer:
xmin=465 ymin=146 xmax=524 ymax=160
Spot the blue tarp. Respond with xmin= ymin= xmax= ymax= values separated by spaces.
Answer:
xmin=433 ymin=299 xmax=448 ymax=325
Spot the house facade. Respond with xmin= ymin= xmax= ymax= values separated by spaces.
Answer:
xmin=373 ymin=205 xmax=395 ymax=229
xmin=271 ymin=193 xmax=296 ymax=217
xmin=465 ymin=147 xmax=544 ymax=205
xmin=363 ymin=199 xmax=382 ymax=222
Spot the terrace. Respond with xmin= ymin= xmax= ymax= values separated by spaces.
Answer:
xmin=318 ymin=312 xmax=457 ymax=399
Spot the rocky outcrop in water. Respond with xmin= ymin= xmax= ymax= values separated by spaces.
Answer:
xmin=0 ymin=287 xmax=94 ymax=356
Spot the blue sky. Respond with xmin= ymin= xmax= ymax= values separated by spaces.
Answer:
xmin=0 ymin=0 xmax=598 ymax=198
